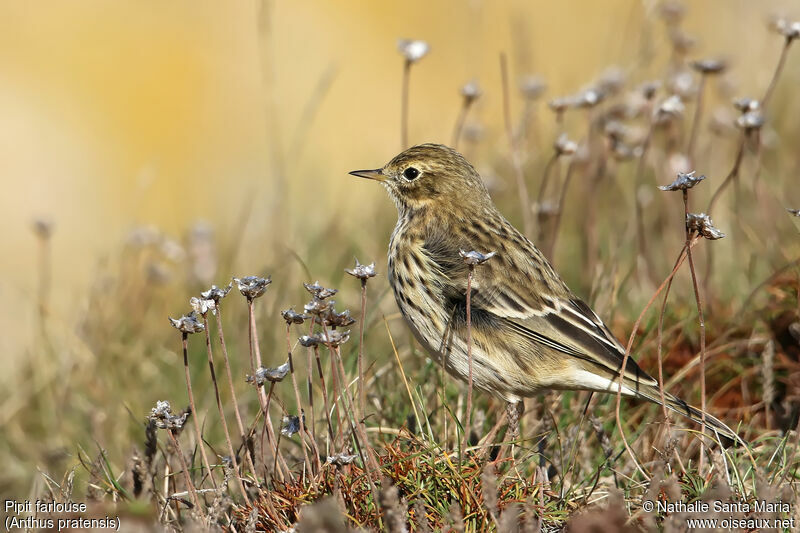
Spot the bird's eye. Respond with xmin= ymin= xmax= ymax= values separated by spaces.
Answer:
xmin=403 ymin=167 xmax=420 ymax=181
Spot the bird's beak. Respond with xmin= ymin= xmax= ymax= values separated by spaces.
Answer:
xmin=348 ymin=168 xmax=385 ymax=182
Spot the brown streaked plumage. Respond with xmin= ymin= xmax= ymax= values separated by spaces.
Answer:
xmin=350 ymin=143 xmax=744 ymax=446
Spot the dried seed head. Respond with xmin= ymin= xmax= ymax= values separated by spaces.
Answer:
xmin=610 ymin=142 xmax=642 ymax=161
xmin=323 ymin=308 xmax=356 ymax=328
xmin=669 ymin=28 xmax=696 ymax=55
xmin=460 ymin=80 xmax=482 ymax=103
xmin=459 ymin=249 xmax=496 ymax=266
xmin=575 ymin=87 xmax=604 ymax=108
xmin=326 ymin=453 xmax=358 ymax=466
xmin=149 ymin=400 xmax=189 ymax=430
xmin=640 ymin=81 xmax=661 ymax=100
xmin=659 ymin=1 xmax=686 ymax=25
xmin=597 ymin=66 xmax=626 ymax=96
xmin=690 ymin=58 xmax=727 ymax=75
xmin=548 ymin=96 xmax=574 ymax=113
xmin=189 ymin=296 xmax=216 ymax=316
xmin=655 ymin=94 xmax=685 ymax=118
xmin=126 ymin=225 xmax=160 ymax=247
xmin=298 ymin=335 xmax=319 ymax=348
xmin=345 ymin=258 xmax=377 ymax=280
xmin=671 ymin=69 xmax=697 ymax=98
xmin=232 ymin=276 xmax=271 ymax=301
xmin=281 ymin=412 xmax=304 ymax=437
xmin=519 ymin=75 xmax=546 ymax=100
xmin=247 ymin=362 xmax=290 ymax=386
xmin=319 ymin=329 xmax=351 ymax=347
xmin=32 ymin=217 xmax=54 ymax=240
xmin=786 ymin=208 xmax=800 ymax=217
xmin=736 ymin=110 xmax=765 ymax=131
xmin=603 ymin=121 xmax=628 ymax=142
xmin=659 ymin=170 xmax=706 ymax=191
xmin=304 ymin=297 xmax=333 ymax=316
xmin=686 ymin=213 xmax=726 ymax=240
xmin=169 ymin=311 xmax=205 ymax=334
xmin=281 ymin=307 xmax=310 ymax=325
xmin=299 ymin=330 xmax=351 ymax=348
xmin=303 ymin=281 xmax=338 ymax=299
xmin=397 ymin=39 xmax=429 ymax=62
xmin=554 ymin=133 xmax=578 ymax=156
xmin=733 ymin=97 xmax=760 ymax=113
xmin=771 ymin=17 xmax=800 ymax=40
xmin=200 ymin=283 xmax=233 ymax=303
xmin=534 ymin=201 xmax=559 ymax=217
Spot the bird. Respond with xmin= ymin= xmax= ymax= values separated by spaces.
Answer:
xmin=350 ymin=143 xmax=744 ymax=446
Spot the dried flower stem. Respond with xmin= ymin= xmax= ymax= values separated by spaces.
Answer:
xmin=330 ymin=340 xmax=381 ymax=475
xmin=452 ymin=97 xmax=475 ymax=150
xmin=247 ymin=300 xmax=290 ymax=481
xmin=536 ymin=153 xmax=558 ymax=209
xmin=200 ymin=315 xmax=251 ymax=505
xmin=707 ymin=133 xmax=746 ymax=214
xmin=214 ymin=309 xmax=258 ymax=479
xmin=401 ymin=59 xmax=411 ymax=149
xmin=762 ymin=37 xmax=795 ymax=110
xmin=305 ymin=321 xmax=316 ymax=440
xmin=167 ymin=429 xmax=206 ymax=521
xmin=633 ymin=119 xmax=657 ymax=283
xmin=357 ymin=278 xmax=369 ymax=422
xmin=328 ymin=337 xmax=345 ymax=449
xmin=313 ymin=343 xmax=337 ymax=448
xmin=686 ymin=74 xmax=707 ymax=167
xmin=547 ymin=159 xmax=576 ymax=260
xmin=501 ymin=52 xmax=533 ymax=236
xmin=463 ymin=264 xmax=475 ymax=453
xmin=615 ymin=239 xmax=698 ymax=480
xmin=285 ymin=324 xmax=316 ymax=476
xmin=682 ymin=190 xmax=707 ymax=472
xmin=180 ymin=332 xmax=217 ymax=490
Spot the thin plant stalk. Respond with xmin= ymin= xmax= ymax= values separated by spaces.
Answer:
xmin=329 ymin=342 xmax=381 ymax=509
xmin=500 ymin=52 xmax=533 ymax=236
xmin=452 ymin=97 xmax=475 ymax=149
xmin=180 ymin=332 xmax=217 ymax=490
xmin=401 ymin=59 xmax=411 ymax=149
xmin=328 ymin=337 xmax=344 ymax=449
xmin=536 ymin=153 xmax=559 ymax=208
xmin=686 ymin=74 xmax=707 ymax=167
xmin=761 ymin=37 xmax=795 ymax=110
xmin=615 ymin=240 xmax=697 ymax=480
xmin=200 ymin=314 xmax=251 ymax=505
xmin=167 ymin=429 xmax=206 ymax=521
xmin=313 ymin=344 xmax=337 ymax=448
xmin=214 ymin=308 xmax=258 ymax=479
xmin=683 ymin=189 xmax=707 ymax=471
xmin=463 ymin=264 xmax=475 ymax=453
xmin=285 ymin=324 xmax=316 ymax=477
xmin=547 ymin=159 xmax=576 ymax=260
xmin=633 ymin=114 xmax=657 ymax=284
xmin=707 ymin=134 xmax=746 ymax=214
xmin=357 ymin=278 xmax=369 ymax=423
xmin=305 ymin=321 xmax=317 ymax=441
xmin=247 ymin=300 xmax=291 ymax=481
xmin=329 ymin=338 xmax=381 ymax=474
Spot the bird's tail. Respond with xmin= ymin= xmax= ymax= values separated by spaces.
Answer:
xmin=635 ymin=386 xmax=747 ymax=447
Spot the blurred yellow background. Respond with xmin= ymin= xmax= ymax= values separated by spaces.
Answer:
xmin=0 ymin=0 xmax=795 ymax=372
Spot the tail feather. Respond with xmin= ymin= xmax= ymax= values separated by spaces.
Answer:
xmin=635 ymin=387 xmax=747 ymax=447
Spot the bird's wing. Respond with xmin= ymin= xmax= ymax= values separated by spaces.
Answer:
xmin=422 ymin=226 xmax=656 ymax=387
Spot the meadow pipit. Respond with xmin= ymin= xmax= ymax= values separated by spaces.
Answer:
xmin=351 ymin=143 xmax=743 ymax=445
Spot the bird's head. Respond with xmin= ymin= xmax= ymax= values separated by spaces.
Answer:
xmin=349 ymin=143 xmax=490 ymax=213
